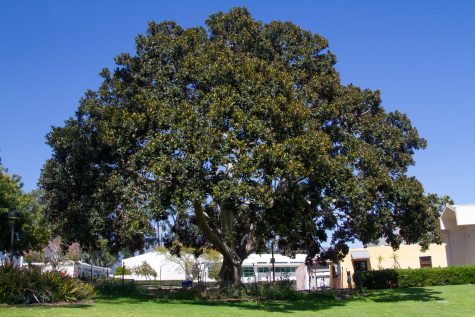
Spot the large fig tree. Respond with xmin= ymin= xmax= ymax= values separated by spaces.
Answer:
xmin=40 ymin=8 xmax=443 ymax=285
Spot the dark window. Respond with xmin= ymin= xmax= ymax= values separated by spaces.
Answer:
xmin=353 ymin=260 xmax=368 ymax=272
xmin=420 ymin=256 xmax=432 ymax=268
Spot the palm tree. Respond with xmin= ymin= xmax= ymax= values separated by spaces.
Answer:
xmin=391 ymin=253 xmax=400 ymax=268
xmin=377 ymin=255 xmax=384 ymax=270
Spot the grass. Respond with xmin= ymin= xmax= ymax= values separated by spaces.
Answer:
xmin=1 ymin=284 xmax=474 ymax=317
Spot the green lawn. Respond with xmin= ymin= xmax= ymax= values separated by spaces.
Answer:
xmin=1 ymin=284 xmax=474 ymax=317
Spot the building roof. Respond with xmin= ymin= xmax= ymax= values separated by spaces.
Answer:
xmin=242 ymin=253 xmax=307 ymax=266
xmin=351 ymin=251 xmax=370 ymax=259
xmin=440 ymin=204 xmax=475 ymax=230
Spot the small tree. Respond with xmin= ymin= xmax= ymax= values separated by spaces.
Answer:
xmin=43 ymin=237 xmax=82 ymax=270
xmin=43 ymin=236 xmax=64 ymax=270
xmin=66 ymin=242 xmax=81 ymax=262
xmin=23 ymin=250 xmax=44 ymax=265
xmin=132 ymin=261 xmax=157 ymax=280
xmin=377 ymin=255 xmax=384 ymax=270
xmin=196 ymin=248 xmax=222 ymax=282
xmin=114 ymin=266 xmax=131 ymax=276
xmin=208 ymin=262 xmax=222 ymax=282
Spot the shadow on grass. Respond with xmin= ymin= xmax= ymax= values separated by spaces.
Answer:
xmin=166 ymin=287 xmax=443 ymax=313
xmin=95 ymin=292 xmax=348 ymax=313
xmin=169 ymin=295 xmax=346 ymax=313
xmin=367 ymin=287 xmax=444 ymax=303
xmin=4 ymin=302 xmax=94 ymax=309
xmin=93 ymin=287 xmax=445 ymax=314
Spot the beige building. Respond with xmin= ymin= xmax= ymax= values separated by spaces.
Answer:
xmin=330 ymin=204 xmax=475 ymax=288
xmin=440 ymin=204 xmax=475 ymax=266
xmin=332 ymin=243 xmax=448 ymax=289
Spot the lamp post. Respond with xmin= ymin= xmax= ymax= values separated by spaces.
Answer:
xmin=7 ymin=209 xmax=20 ymax=265
xmin=270 ymin=240 xmax=275 ymax=283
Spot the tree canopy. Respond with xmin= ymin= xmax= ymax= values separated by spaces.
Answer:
xmin=40 ymin=8 xmax=444 ymax=285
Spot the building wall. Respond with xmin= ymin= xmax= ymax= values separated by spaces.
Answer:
xmin=295 ymin=264 xmax=307 ymax=290
xmin=122 ymin=252 xmax=188 ymax=281
xmin=465 ymin=225 xmax=475 ymax=264
xmin=444 ymin=225 xmax=475 ymax=266
xmin=336 ymin=243 xmax=448 ymax=289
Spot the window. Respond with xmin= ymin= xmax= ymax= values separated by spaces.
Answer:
xmin=353 ymin=260 xmax=368 ymax=272
xmin=257 ymin=267 xmax=297 ymax=274
xmin=274 ymin=267 xmax=296 ymax=273
xmin=420 ymin=256 xmax=432 ymax=268
xmin=241 ymin=267 xmax=254 ymax=277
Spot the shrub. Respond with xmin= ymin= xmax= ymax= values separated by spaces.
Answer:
xmin=355 ymin=269 xmax=398 ymax=289
xmin=0 ymin=264 xmax=94 ymax=304
xmin=95 ymin=282 xmax=142 ymax=298
xmin=246 ymin=280 xmax=302 ymax=300
xmin=355 ymin=265 xmax=475 ymax=289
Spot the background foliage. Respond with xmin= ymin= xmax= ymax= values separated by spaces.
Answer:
xmin=0 ymin=158 xmax=50 ymax=255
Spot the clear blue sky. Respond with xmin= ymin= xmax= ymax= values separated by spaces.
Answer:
xmin=1 ymin=1 xmax=474 ymax=204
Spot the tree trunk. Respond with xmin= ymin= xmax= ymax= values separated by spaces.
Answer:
xmin=219 ymin=257 xmax=241 ymax=287
xmin=193 ymin=201 xmax=254 ymax=287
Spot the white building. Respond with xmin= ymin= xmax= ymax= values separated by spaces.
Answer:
xmin=23 ymin=261 xmax=111 ymax=279
xmin=121 ymin=251 xmax=214 ymax=282
xmin=121 ymin=251 xmax=330 ymax=290
xmin=0 ymin=252 xmax=22 ymax=267
xmin=241 ymin=253 xmax=330 ymax=290
xmin=72 ymin=261 xmax=111 ymax=279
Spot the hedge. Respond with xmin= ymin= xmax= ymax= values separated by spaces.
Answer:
xmin=355 ymin=265 xmax=475 ymax=289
